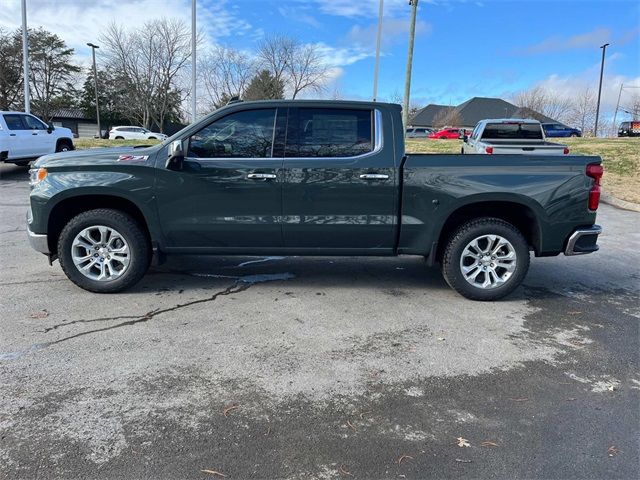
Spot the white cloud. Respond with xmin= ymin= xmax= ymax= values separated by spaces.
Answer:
xmin=0 ymin=0 xmax=251 ymax=67
xmin=346 ymin=17 xmax=432 ymax=48
xmin=513 ymin=27 xmax=639 ymax=56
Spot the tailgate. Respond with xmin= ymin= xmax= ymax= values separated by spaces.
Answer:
xmin=491 ymin=144 xmax=568 ymax=155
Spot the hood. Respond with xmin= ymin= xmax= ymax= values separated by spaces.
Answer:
xmin=34 ymin=144 xmax=162 ymax=168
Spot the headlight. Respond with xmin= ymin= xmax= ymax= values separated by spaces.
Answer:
xmin=29 ymin=167 xmax=48 ymax=186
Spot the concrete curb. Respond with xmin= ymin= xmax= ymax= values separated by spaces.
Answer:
xmin=601 ymin=192 xmax=640 ymax=213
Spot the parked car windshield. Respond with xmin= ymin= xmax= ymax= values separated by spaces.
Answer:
xmin=481 ymin=123 xmax=543 ymax=140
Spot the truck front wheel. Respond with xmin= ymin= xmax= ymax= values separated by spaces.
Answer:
xmin=441 ymin=218 xmax=530 ymax=301
xmin=58 ymin=209 xmax=151 ymax=293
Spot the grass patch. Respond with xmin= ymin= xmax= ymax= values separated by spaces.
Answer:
xmin=74 ymin=138 xmax=161 ymax=149
xmin=405 ymin=137 xmax=640 ymax=204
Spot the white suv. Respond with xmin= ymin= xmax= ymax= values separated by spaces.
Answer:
xmin=109 ymin=126 xmax=167 ymax=141
xmin=0 ymin=111 xmax=74 ymax=166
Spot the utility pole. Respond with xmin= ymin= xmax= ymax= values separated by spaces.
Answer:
xmin=191 ymin=0 xmax=197 ymax=122
xmin=594 ymin=43 xmax=609 ymax=137
xmin=612 ymin=83 xmax=623 ymax=133
xmin=87 ymin=43 xmax=101 ymax=139
xmin=402 ymin=0 xmax=419 ymax=129
xmin=372 ymin=0 xmax=384 ymax=101
xmin=21 ymin=0 xmax=30 ymax=114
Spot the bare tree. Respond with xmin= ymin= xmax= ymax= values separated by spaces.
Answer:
xmin=257 ymin=34 xmax=329 ymax=99
xmin=100 ymin=18 xmax=191 ymax=131
xmin=199 ymin=45 xmax=255 ymax=110
xmin=569 ymin=87 xmax=596 ymax=135
xmin=286 ymin=43 xmax=328 ymax=98
xmin=512 ymin=85 xmax=573 ymax=124
xmin=432 ymin=108 xmax=462 ymax=128
xmin=256 ymin=34 xmax=293 ymax=87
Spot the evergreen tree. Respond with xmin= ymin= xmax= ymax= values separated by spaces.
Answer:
xmin=243 ymin=70 xmax=284 ymax=101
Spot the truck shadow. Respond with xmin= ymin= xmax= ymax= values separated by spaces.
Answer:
xmin=143 ymin=255 xmax=451 ymax=293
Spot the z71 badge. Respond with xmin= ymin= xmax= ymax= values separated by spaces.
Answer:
xmin=117 ymin=155 xmax=149 ymax=162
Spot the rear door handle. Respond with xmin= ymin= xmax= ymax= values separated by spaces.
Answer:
xmin=32 ymin=132 xmax=38 ymax=135
xmin=247 ymin=173 xmax=277 ymax=180
xmin=360 ymin=173 xmax=389 ymax=180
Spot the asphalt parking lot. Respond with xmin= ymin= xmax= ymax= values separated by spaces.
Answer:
xmin=1 ymin=162 xmax=638 ymax=480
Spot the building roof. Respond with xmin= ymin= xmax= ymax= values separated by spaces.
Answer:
xmin=411 ymin=97 xmax=558 ymax=127
xmin=410 ymin=104 xmax=451 ymax=127
xmin=51 ymin=108 xmax=91 ymax=120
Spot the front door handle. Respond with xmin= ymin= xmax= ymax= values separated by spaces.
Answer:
xmin=360 ymin=173 xmax=389 ymax=180
xmin=247 ymin=173 xmax=277 ymax=180
xmin=32 ymin=132 xmax=38 ymax=135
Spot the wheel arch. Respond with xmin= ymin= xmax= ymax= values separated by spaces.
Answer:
xmin=47 ymin=194 xmax=152 ymax=254
xmin=434 ymin=199 xmax=543 ymax=263
xmin=55 ymin=137 xmax=74 ymax=150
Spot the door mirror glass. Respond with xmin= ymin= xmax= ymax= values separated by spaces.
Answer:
xmin=166 ymin=139 xmax=185 ymax=170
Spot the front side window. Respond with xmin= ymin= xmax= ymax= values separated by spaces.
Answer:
xmin=188 ymin=108 xmax=276 ymax=159
xmin=286 ymin=108 xmax=373 ymax=158
xmin=3 ymin=114 xmax=25 ymax=130
xmin=23 ymin=115 xmax=47 ymax=130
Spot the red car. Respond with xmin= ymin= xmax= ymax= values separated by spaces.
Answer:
xmin=428 ymin=128 xmax=461 ymax=139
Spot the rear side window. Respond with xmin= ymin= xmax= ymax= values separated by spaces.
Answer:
xmin=481 ymin=123 xmax=543 ymax=140
xmin=188 ymin=108 xmax=276 ymax=159
xmin=3 ymin=114 xmax=25 ymax=130
xmin=286 ymin=108 xmax=373 ymax=158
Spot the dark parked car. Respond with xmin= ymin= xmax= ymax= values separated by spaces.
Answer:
xmin=542 ymin=123 xmax=582 ymax=138
xmin=618 ymin=121 xmax=640 ymax=137
xmin=27 ymin=100 xmax=603 ymax=301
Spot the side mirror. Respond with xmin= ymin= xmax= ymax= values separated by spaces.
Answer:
xmin=463 ymin=135 xmax=468 ymax=143
xmin=47 ymin=123 xmax=55 ymax=134
xmin=165 ymin=139 xmax=185 ymax=170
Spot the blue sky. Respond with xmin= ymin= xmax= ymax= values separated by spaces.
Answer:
xmin=1 ymin=0 xmax=639 ymax=113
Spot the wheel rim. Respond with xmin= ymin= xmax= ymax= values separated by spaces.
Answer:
xmin=71 ymin=225 xmax=131 ymax=281
xmin=459 ymin=234 xmax=517 ymax=290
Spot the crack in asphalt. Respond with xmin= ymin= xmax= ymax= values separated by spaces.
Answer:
xmin=1 ymin=271 xmax=295 ymax=361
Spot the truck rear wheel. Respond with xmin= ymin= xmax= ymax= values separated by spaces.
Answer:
xmin=441 ymin=218 xmax=530 ymax=301
xmin=58 ymin=209 xmax=150 ymax=293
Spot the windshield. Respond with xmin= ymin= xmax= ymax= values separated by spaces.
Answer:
xmin=481 ymin=123 xmax=543 ymax=140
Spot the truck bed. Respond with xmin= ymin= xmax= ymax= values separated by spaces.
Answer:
xmin=398 ymin=153 xmax=600 ymax=258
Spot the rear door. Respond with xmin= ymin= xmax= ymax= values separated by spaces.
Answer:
xmin=282 ymin=106 xmax=398 ymax=252
xmin=155 ymin=107 xmax=284 ymax=250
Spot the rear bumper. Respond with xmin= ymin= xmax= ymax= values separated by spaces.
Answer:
xmin=27 ymin=227 xmax=50 ymax=254
xmin=564 ymin=225 xmax=602 ymax=256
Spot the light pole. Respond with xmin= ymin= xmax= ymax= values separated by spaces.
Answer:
xmin=21 ymin=0 xmax=30 ymax=114
xmin=191 ymin=0 xmax=197 ymax=122
xmin=594 ymin=43 xmax=609 ymax=137
xmin=402 ymin=0 xmax=419 ymax=129
xmin=87 ymin=43 xmax=101 ymax=139
xmin=372 ymin=0 xmax=384 ymax=101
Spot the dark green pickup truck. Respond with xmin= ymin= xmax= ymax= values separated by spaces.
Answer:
xmin=27 ymin=100 xmax=603 ymax=300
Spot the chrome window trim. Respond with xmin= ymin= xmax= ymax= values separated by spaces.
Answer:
xmin=182 ymin=107 xmax=382 ymax=163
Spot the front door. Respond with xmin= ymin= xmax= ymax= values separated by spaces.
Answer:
xmin=155 ymin=107 xmax=284 ymax=251
xmin=2 ymin=114 xmax=31 ymax=158
xmin=282 ymin=107 xmax=398 ymax=252
xmin=22 ymin=114 xmax=52 ymax=155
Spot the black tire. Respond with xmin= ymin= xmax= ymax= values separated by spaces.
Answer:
xmin=148 ymin=136 xmax=157 ymax=140
xmin=115 ymin=136 xmax=124 ymax=140
xmin=56 ymin=140 xmax=73 ymax=152
xmin=570 ymin=133 xmax=578 ymax=137
xmin=58 ymin=209 xmax=151 ymax=293
xmin=441 ymin=217 xmax=530 ymax=301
